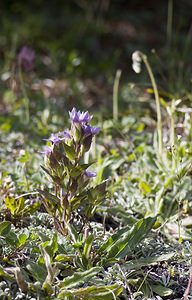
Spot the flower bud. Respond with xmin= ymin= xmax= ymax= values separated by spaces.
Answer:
xmin=71 ymin=123 xmax=82 ymax=142
xmin=82 ymin=134 xmax=92 ymax=152
xmin=48 ymin=153 xmax=59 ymax=169
xmin=132 ymin=51 xmax=142 ymax=73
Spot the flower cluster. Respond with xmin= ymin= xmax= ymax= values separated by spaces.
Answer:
xmin=14 ymin=46 xmax=35 ymax=72
xmin=38 ymin=107 xmax=105 ymax=234
xmin=39 ymin=107 xmax=101 ymax=157
xmin=69 ymin=107 xmax=92 ymax=123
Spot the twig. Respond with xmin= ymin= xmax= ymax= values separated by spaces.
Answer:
xmin=117 ymin=263 xmax=134 ymax=300
xmin=183 ymin=268 xmax=192 ymax=300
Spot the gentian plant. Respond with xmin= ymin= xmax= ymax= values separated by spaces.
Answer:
xmin=14 ymin=46 xmax=35 ymax=72
xmin=38 ymin=107 xmax=106 ymax=235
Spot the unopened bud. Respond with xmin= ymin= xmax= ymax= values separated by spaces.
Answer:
xmin=82 ymin=134 xmax=92 ymax=152
xmin=49 ymin=153 xmax=59 ymax=168
xmin=132 ymin=51 xmax=142 ymax=73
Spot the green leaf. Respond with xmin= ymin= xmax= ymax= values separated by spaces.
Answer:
xmin=54 ymin=254 xmax=74 ymax=262
xmin=40 ymin=165 xmax=61 ymax=184
xmin=58 ymin=284 xmax=123 ymax=299
xmin=40 ymin=165 xmax=52 ymax=177
xmin=81 ymin=253 xmax=89 ymax=270
xmin=70 ymin=163 xmax=93 ymax=178
xmin=60 ymin=267 xmax=100 ymax=289
xmin=0 ymin=265 xmax=15 ymax=281
xmin=18 ymin=157 xmax=28 ymax=163
xmin=68 ymin=194 xmax=86 ymax=211
xmin=125 ymin=253 xmax=175 ymax=270
xmin=5 ymin=196 xmax=25 ymax=216
xmin=26 ymin=261 xmax=47 ymax=282
xmin=37 ymin=189 xmax=60 ymax=204
xmin=15 ymin=197 xmax=25 ymax=214
xmin=0 ymin=122 xmax=11 ymax=133
xmin=70 ymin=166 xmax=83 ymax=178
xmin=58 ymin=152 xmax=72 ymax=169
xmin=90 ymin=180 xmax=107 ymax=201
xmin=18 ymin=233 xmax=27 ymax=246
xmin=179 ymin=236 xmax=183 ymax=244
xmin=38 ymin=232 xmax=51 ymax=242
xmin=98 ymin=217 xmax=157 ymax=260
xmin=5 ymin=231 xmax=19 ymax=246
xmin=0 ymin=221 xmax=11 ymax=236
xmin=5 ymin=196 xmax=17 ymax=215
xmin=151 ymin=284 xmax=173 ymax=296
xmin=139 ymin=181 xmax=152 ymax=195
xmin=40 ymin=245 xmax=55 ymax=283
xmin=42 ymin=282 xmax=53 ymax=295
xmin=43 ymin=234 xmax=58 ymax=261
xmin=63 ymin=142 xmax=76 ymax=160
xmin=18 ymin=150 xmax=29 ymax=163
xmin=24 ymin=202 xmax=41 ymax=214
xmin=65 ymin=223 xmax=79 ymax=244
xmin=83 ymin=235 xmax=94 ymax=259
xmin=97 ymin=226 xmax=131 ymax=256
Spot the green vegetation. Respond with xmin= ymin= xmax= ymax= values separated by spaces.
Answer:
xmin=0 ymin=1 xmax=192 ymax=299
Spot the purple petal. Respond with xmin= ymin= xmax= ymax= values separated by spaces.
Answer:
xmin=84 ymin=170 xmax=96 ymax=178
xmin=38 ymin=145 xmax=54 ymax=155
xmin=79 ymin=111 xmax=92 ymax=123
xmin=69 ymin=107 xmax=92 ymax=123
xmin=69 ymin=107 xmax=79 ymax=122
xmin=82 ymin=124 xmax=101 ymax=135
xmin=91 ymin=126 xmax=101 ymax=135
xmin=43 ymin=133 xmax=63 ymax=145
xmin=59 ymin=129 xmax=71 ymax=140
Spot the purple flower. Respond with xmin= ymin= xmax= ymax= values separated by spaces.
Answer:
xmin=59 ymin=129 xmax=71 ymax=140
xmin=14 ymin=46 xmax=35 ymax=72
xmin=84 ymin=170 xmax=96 ymax=178
xmin=38 ymin=145 xmax=54 ymax=155
xmin=69 ymin=107 xmax=92 ymax=124
xmin=43 ymin=133 xmax=64 ymax=145
xmin=82 ymin=124 xmax=101 ymax=136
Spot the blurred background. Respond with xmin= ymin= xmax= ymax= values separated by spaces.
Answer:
xmin=0 ymin=0 xmax=191 ymax=113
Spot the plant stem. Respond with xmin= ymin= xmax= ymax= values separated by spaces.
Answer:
xmin=170 ymin=101 xmax=176 ymax=170
xmin=24 ymin=163 xmax=29 ymax=191
xmin=18 ymin=60 xmax=30 ymax=123
xmin=170 ymin=114 xmax=175 ymax=147
xmin=167 ymin=0 xmax=173 ymax=48
xmin=141 ymin=53 xmax=163 ymax=155
xmin=113 ymin=69 xmax=122 ymax=122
